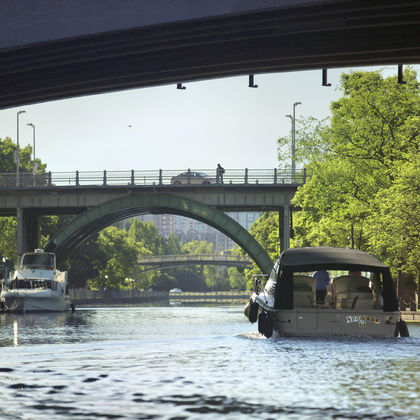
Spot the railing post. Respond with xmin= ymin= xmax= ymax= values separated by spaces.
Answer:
xmin=303 ymin=168 xmax=307 ymax=183
xmin=131 ymin=170 xmax=135 ymax=186
xmin=159 ymin=169 xmax=163 ymax=185
xmin=187 ymin=168 xmax=191 ymax=184
xmin=103 ymin=170 xmax=107 ymax=186
xmin=244 ymin=168 xmax=248 ymax=184
xmin=48 ymin=171 xmax=52 ymax=187
xmin=76 ymin=170 xmax=79 ymax=186
xmin=274 ymin=168 xmax=277 ymax=184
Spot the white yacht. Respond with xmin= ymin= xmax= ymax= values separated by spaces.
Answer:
xmin=0 ymin=249 xmax=71 ymax=313
xmin=244 ymin=247 xmax=408 ymax=338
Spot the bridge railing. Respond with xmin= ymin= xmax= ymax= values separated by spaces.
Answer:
xmin=137 ymin=254 xmax=252 ymax=264
xmin=0 ymin=168 xmax=308 ymax=188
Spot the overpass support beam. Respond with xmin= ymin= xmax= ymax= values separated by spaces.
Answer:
xmin=16 ymin=208 xmax=40 ymax=255
xmin=278 ymin=205 xmax=290 ymax=253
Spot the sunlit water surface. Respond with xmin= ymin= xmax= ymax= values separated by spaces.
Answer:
xmin=0 ymin=306 xmax=419 ymax=420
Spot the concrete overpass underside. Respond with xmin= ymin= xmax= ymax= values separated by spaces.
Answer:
xmin=44 ymin=193 xmax=275 ymax=275
xmin=1 ymin=0 xmax=419 ymax=108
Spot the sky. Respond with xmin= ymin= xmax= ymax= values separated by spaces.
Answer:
xmin=0 ymin=65 xmax=416 ymax=173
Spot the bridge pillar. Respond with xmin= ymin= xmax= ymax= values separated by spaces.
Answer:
xmin=278 ymin=205 xmax=290 ymax=253
xmin=16 ymin=208 xmax=40 ymax=255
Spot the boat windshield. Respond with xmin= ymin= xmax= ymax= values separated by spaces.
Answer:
xmin=20 ymin=253 xmax=55 ymax=269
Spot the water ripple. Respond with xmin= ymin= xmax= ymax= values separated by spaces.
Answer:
xmin=0 ymin=309 xmax=418 ymax=419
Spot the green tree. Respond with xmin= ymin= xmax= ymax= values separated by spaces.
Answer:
xmin=237 ymin=212 xmax=280 ymax=287
xmin=277 ymin=117 xmax=329 ymax=169
xmin=0 ymin=136 xmax=47 ymax=174
xmin=291 ymin=68 xmax=419 ymax=279
xmin=127 ymin=219 xmax=162 ymax=254
xmin=162 ymin=233 xmax=183 ymax=255
xmin=181 ymin=240 xmax=214 ymax=290
xmin=228 ymin=267 xmax=247 ymax=290
xmin=247 ymin=68 xmax=419 ymax=287
xmin=182 ymin=240 xmax=213 ymax=255
xmin=0 ymin=218 xmax=17 ymax=261
xmin=88 ymin=226 xmax=139 ymax=290
xmin=366 ymin=159 xmax=420 ymax=277
xmin=63 ymin=235 xmax=101 ymax=288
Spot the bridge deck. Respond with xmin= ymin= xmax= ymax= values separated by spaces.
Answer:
xmin=0 ymin=168 xmax=302 ymax=215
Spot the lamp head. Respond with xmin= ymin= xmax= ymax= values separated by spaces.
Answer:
xmin=27 ymin=123 xmax=35 ymax=128
xmin=17 ymin=110 xmax=26 ymax=116
xmin=293 ymin=101 xmax=302 ymax=106
xmin=285 ymin=114 xmax=293 ymax=119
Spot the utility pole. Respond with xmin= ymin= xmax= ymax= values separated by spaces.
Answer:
xmin=16 ymin=110 xmax=26 ymax=186
xmin=285 ymin=102 xmax=301 ymax=182
xmin=27 ymin=123 xmax=36 ymax=186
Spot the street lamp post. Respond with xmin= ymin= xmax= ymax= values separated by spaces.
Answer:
xmin=27 ymin=123 xmax=36 ymax=185
xmin=16 ymin=110 xmax=26 ymax=186
xmin=285 ymin=102 xmax=301 ymax=181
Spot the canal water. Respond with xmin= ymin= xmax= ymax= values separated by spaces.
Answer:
xmin=0 ymin=306 xmax=419 ymax=420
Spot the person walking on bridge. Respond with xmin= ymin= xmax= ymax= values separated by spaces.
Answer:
xmin=216 ymin=164 xmax=225 ymax=184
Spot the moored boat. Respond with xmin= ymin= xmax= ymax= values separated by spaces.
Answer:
xmin=244 ymin=247 xmax=408 ymax=338
xmin=0 ymin=249 xmax=71 ymax=313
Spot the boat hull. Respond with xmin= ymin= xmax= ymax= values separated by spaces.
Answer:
xmin=2 ymin=293 xmax=71 ymax=313
xmin=269 ymin=308 xmax=399 ymax=338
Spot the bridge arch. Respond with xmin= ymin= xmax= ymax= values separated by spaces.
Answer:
xmin=45 ymin=193 xmax=273 ymax=274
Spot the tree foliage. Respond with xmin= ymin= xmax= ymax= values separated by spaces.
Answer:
xmin=292 ymin=68 xmax=419 ymax=278
xmin=237 ymin=211 xmax=280 ymax=288
xmin=0 ymin=218 xmax=17 ymax=260
xmin=248 ymin=68 xmax=419 ymax=284
xmin=0 ymin=136 xmax=47 ymax=173
xmin=228 ymin=267 xmax=247 ymax=290
xmin=293 ymin=69 xmax=419 ymax=273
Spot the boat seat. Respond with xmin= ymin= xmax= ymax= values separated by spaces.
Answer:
xmin=332 ymin=276 xmax=374 ymax=309
xmin=293 ymin=275 xmax=315 ymax=307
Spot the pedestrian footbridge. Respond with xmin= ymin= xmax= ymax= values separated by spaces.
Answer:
xmin=136 ymin=254 xmax=252 ymax=273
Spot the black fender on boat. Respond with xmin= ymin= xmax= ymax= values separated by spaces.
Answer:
xmin=395 ymin=319 xmax=410 ymax=337
xmin=244 ymin=299 xmax=259 ymax=324
xmin=258 ymin=311 xmax=273 ymax=338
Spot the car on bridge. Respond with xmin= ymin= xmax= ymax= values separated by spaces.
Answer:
xmin=169 ymin=288 xmax=182 ymax=294
xmin=171 ymin=171 xmax=216 ymax=185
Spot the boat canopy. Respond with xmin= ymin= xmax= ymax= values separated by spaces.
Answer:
xmin=279 ymin=247 xmax=388 ymax=272
xmin=274 ymin=247 xmax=398 ymax=312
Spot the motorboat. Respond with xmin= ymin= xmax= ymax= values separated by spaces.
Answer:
xmin=0 ymin=249 xmax=71 ymax=313
xmin=244 ymin=247 xmax=408 ymax=338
